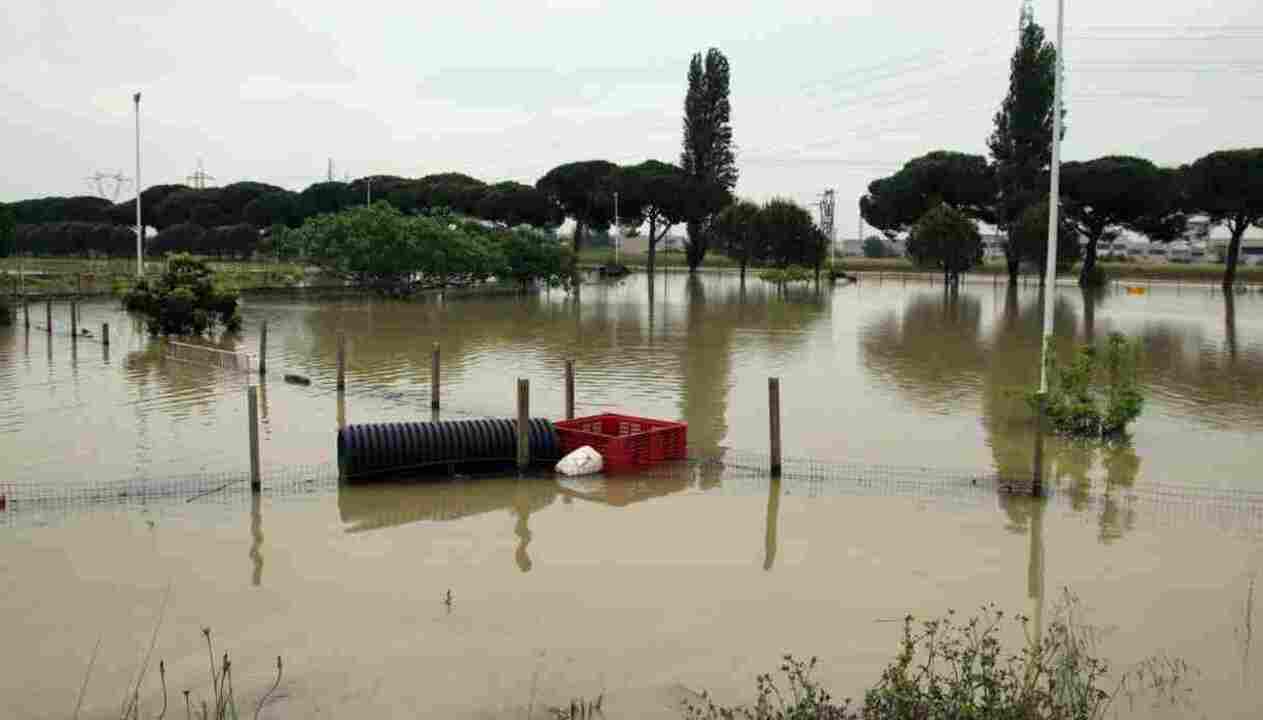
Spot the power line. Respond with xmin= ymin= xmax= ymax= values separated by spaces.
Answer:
xmin=83 ymin=171 xmax=132 ymax=202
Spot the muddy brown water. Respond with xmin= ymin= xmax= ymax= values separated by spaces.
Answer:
xmin=1 ymin=274 xmax=1261 ymax=718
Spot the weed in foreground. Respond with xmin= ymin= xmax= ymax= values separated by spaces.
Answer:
xmin=684 ymin=591 xmax=1194 ymax=720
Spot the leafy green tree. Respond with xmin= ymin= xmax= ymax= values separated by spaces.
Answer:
xmin=215 ymin=182 xmax=285 ymax=223
xmin=123 ymin=254 xmax=241 ymax=335
xmin=758 ymin=199 xmax=827 ymax=280
xmin=491 ymin=227 xmax=573 ymax=290
xmin=862 ymin=236 xmax=888 ymax=258
xmin=1060 ymin=157 xmax=1168 ymax=286
xmin=711 ymin=200 xmax=763 ymax=280
xmin=7 ymin=196 xmax=114 ymax=225
xmin=907 ymin=203 xmax=983 ymax=285
xmin=860 ymin=151 xmax=996 ymax=236
xmin=1131 ymin=166 xmax=1188 ymax=244
xmin=414 ymin=173 xmax=487 ymax=215
xmin=536 ymin=160 xmax=619 ymax=257
xmin=615 ymin=160 xmax=696 ymax=276
xmin=0 ymin=204 xmax=15 ymax=258
xmin=242 ymin=191 xmax=301 ymax=228
xmin=1010 ymin=199 xmax=1079 ymax=283
xmin=1183 ymin=148 xmax=1263 ymax=288
xmin=298 ymin=181 xmax=356 ymax=217
xmin=109 ymin=184 xmax=191 ymax=228
xmin=477 ymin=182 xmax=559 ymax=228
xmin=681 ymin=48 xmax=737 ymax=272
xmin=150 ymin=223 xmax=208 ymax=256
xmin=988 ymin=12 xmax=1062 ymax=284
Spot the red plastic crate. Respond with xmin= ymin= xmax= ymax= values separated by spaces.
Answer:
xmin=554 ymin=413 xmax=688 ymax=471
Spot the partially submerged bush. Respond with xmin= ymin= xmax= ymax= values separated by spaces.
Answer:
xmin=757 ymin=265 xmax=814 ymax=284
xmin=123 ymin=254 xmax=241 ymax=336
xmin=1031 ymin=333 xmax=1144 ymax=438
xmin=685 ymin=593 xmax=1192 ymax=720
xmin=0 ymin=294 xmax=11 ymax=326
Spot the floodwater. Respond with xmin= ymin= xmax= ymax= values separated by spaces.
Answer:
xmin=2 ymin=273 xmax=1262 ymax=719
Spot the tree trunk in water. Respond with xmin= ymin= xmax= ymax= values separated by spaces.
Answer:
xmin=1078 ymin=235 xmax=1100 ymax=288
xmin=647 ymin=216 xmax=657 ymax=279
xmin=1223 ymin=228 xmax=1243 ymax=290
xmin=572 ymin=221 xmax=585 ymax=269
xmin=1224 ymin=287 xmax=1238 ymax=362
xmin=1006 ymin=251 xmax=1020 ymax=285
xmin=685 ymin=220 xmax=705 ymax=273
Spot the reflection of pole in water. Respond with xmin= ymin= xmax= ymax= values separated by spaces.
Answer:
xmin=1240 ymin=575 xmax=1255 ymax=689
xmin=250 ymin=493 xmax=264 ymax=587
xmin=514 ymin=482 xmax=533 ymax=573
xmin=1224 ymin=289 xmax=1238 ymax=363
xmin=336 ymin=390 xmax=346 ymax=431
xmin=764 ymin=477 xmax=781 ymax=571
xmin=1028 ymin=402 xmax=1047 ymax=647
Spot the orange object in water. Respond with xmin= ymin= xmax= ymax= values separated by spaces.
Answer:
xmin=0 ymin=494 xmax=7 ymax=511
xmin=1126 ymin=286 xmax=1147 ymax=295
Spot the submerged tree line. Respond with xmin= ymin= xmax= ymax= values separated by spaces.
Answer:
xmin=862 ymin=10 xmax=1263 ymax=289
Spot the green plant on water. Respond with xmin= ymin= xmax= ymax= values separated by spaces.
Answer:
xmin=122 ymin=254 xmax=242 ymax=336
xmin=757 ymin=265 xmax=813 ymax=284
xmin=684 ymin=592 xmax=1193 ymax=720
xmin=1029 ymin=333 xmax=1144 ymax=439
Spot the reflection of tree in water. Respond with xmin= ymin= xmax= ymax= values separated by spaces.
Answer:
xmin=861 ymin=289 xmax=988 ymax=411
xmin=862 ymin=286 xmax=1140 ymax=543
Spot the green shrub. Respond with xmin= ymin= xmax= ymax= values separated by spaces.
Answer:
xmin=685 ymin=594 xmax=1192 ymax=720
xmin=122 ymin=254 xmax=241 ymax=336
xmin=1030 ymin=333 xmax=1144 ymax=438
xmin=757 ymin=265 xmax=814 ymax=284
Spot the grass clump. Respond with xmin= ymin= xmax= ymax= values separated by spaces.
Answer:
xmin=1030 ymin=333 xmax=1144 ymax=439
xmin=684 ymin=593 xmax=1192 ymax=720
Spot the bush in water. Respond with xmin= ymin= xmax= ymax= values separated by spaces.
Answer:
xmin=122 ymin=254 xmax=241 ymax=336
xmin=1030 ymin=333 xmax=1144 ymax=439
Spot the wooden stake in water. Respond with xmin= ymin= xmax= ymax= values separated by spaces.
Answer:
xmin=45 ymin=301 xmax=52 ymax=335
xmin=23 ymin=301 xmax=29 ymax=330
xmin=102 ymin=323 xmax=109 ymax=347
xmin=564 ymin=359 xmax=575 ymax=420
xmin=336 ymin=333 xmax=347 ymax=391
xmin=517 ymin=378 xmax=530 ymax=471
xmin=431 ymin=342 xmax=440 ymax=410
xmin=248 ymin=386 xmax=261 ymax=493
xmin=769 ymin=377 xmax=782 ymax=478
xmin=258 ymin=320 xmax=268 ymax=376
xmin=70 ymin=301 xmax=77 ymax=338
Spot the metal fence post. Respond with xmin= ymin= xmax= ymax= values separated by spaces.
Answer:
xmin=258 ymin=320 xmax=268 ymax=376
xmin=517 ymin=378 xmax=530 ymax=471
xmin=564 ymin=359 xmax=575 ymax=420
xmin=431 ymin=342 xmax=441 ymax=410
xmin=248 ymin=386 xmax=261 ymax=493
xmin=336 ymin=333 xmax=347 ymax=391
xmin=769 ymin=378 xmax=782 ymax=477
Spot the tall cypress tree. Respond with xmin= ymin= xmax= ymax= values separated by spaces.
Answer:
xmin=681 ymin=48 xmax=737 ymax=273
xmin=988 ymin=7 xmax=1062 ymax=284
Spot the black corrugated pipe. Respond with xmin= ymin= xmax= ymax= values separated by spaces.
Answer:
xmin=337 ymin=418 xmax=561 ymax=481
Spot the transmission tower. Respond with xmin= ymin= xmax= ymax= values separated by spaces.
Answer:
xmin=83 ymin=171 xmax=132 ymax=201
xmin=817 ymin=189 xmax=836 ymax=240
xmin=186 ymin=158 xmax=215 ymax=189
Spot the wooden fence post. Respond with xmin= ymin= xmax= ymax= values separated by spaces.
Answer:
xmin=517 ymin=378 xmax=530 ymax=471
xmin=23 ymin=301 xmax=29 ymax=330
xmin=46 ymin=301 xmax=52 ymax=335
xmin=102 ymin=323 xmax=109 ymax=347
xmin=769 ymin=378 xmax=782 ymax=477
xmin=248 ymin=386 xmax=261 ymax=493
xmin=564 ymin=359 xmax=575 ymax=420
xmin=70 ymin=301 xmax=77 ymax=338
xmin=431 ymin=342 xmax=440 ymax=410
xmin=258 ymin=320 xmax=268 ymax=376
xmin=336 ymin=333 xmax=347 ymax=391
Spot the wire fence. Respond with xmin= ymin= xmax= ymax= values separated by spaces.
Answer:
xmin=5 ymin=448 xmax=1263 ymax=539
xmin=165 ymin=340 xmax=256 ymax=373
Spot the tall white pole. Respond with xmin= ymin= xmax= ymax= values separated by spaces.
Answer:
xmin=366 ymin=177 xmax=372 ymax=205
xmin=134 ymin=92 xmax=143 ymax=278
xmin=613 ymin=191 xmax=620 ymax=264
xmin=1038 ymin=0 xmax=1064 ymax=396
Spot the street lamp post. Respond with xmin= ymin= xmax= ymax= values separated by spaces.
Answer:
xmin=134 ymin=92 xmax=143 ymax=278
xmin=1038 ymin=0 xmax=1065 ymax=397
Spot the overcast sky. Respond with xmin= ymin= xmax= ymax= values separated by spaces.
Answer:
xmin=4 ymin=0 xmax=1261 ymax=234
